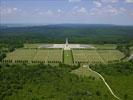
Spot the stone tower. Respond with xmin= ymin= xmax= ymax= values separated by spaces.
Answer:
xmin=64 ymin=38 xmax=70 ymax=50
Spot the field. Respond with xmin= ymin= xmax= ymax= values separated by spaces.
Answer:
xmin=64 ymin=50 xmax=73 ymax=65
xmin=71 ymin=66 xmax=100 ymax=80
xmin=2 ymin=46 xmax=124 ymax=65
xmin=24 ymin=44 xmax=42 ymax=48
xmin=97 ymin=50 xmax=124 ymax=62
xmin=72 ymin=50 xmax=124 ymax=64
xmin=3 ymin=49 xmax=37 ymax=63
xmin=3 ymin=49 xmax=63 ymax=64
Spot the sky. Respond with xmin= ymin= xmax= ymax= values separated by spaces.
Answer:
xmin=0 ymin=0 xmax=133 ymax=25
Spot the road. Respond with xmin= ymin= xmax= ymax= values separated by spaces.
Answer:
xmin=128 ymin=54 xmax=133 ymax=61
xmin=83 ymin=65 xmax=121 ymax=100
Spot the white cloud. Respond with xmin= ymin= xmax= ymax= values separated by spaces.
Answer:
xmin=101 ymin=0 xmax=119 ymax=3
xmin=34 ymin=9 xmax=39 ymax=12
xmin=38 ymin=12 xmax=44 ymax=15
xmin=125 ymin=0 xmax=133 ymax=3
xmin=90 ymin=5 xmax=126 ymax=16
xmin=68 ymin=0 xmax=81 ymax=3
xmin=93 ymin=1 xmax=102 ymax=7
xmin=57 ymin=9 xmax=64 ymax=13
xmin=45 ymin=10 xmax=53 ymax=16
xmin=57 ymin=9 xmax=61 ymax=13
xmin=71 ymin=6 xmax=88 ymax=15
xmin=0 ymin=7 xmax=22 ymax=15
xmin=77 ymin=7 xmax=87 ymax=13
xmin=13 ymin=8 xmax=18 ymax=11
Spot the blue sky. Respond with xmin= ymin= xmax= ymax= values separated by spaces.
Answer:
xmin=0 ymin=0 xmax=133 ymax=25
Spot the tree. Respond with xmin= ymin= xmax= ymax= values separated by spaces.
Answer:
xmin=96 ymin=90 xmax=101 ymax=96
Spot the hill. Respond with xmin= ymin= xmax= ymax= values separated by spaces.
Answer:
xmin=0 ymin=24 xmax=133 ymax=44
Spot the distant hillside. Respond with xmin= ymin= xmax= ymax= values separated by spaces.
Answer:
xmin=0 ymin=24 xmax=133 ymax=44
xmin=45 ymin=24 xmax=116 ymax=28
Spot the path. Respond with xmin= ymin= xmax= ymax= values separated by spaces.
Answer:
xmin=128 ymin=54 xmax=133 ymax=61
xmin=83 ymin=65 xmax=121 ymax=100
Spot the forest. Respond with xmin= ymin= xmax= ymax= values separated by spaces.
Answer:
xmin=0 ymin=24 xmax=133 ymax=44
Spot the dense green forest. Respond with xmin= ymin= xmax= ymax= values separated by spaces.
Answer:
xmin=0 ymin=62 xmax=133 ymax=100
xmin=90 ymin=62 xmax=133 ymax=100
xmin=0 ymin=24 xmax=133 ymax=44
xmin=0 ymin=64 xmax=117 ymax=100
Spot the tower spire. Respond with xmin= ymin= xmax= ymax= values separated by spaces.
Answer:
xmin=66 ymin=38 xmax=68 ymax=45
xmin=64 ymin=38 xmax=70 ymax=50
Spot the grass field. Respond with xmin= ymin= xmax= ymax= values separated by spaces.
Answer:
xmin=3 ymin=49 xmax=63 ymax=64
xmin=3 ymin=49 xmax=37 ymax=63
xmin=71 ymin=66 xmax=100 ymax=80
xmin=97 ymin=50 xmax=124 ymax=62
xmin=72 ymin=50 xmax=124 ymax=64
xmin=2 ymin=45 xmax=124 ymax=65
xmin=72 ymin=50 xmax=103 ymax=64
xmin=24 ymin=44 xmax=42 ymax=48
xmin=64 ymin=50 xmax=73 ymax=65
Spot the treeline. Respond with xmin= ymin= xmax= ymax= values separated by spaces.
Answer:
xmin=90 ymin=62 xmax=133 ymax=76
xmin=1 ymin=25 xmax=133 ymax=44
xmin=116 ymin=42 xmax=133 ymax=58
xmin=0 ymin=52 xmax=6 ymax=61
xmin=0 ymin=63 xmax=111 ymax=100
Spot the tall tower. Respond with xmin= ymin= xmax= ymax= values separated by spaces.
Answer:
xmin=64 ymin=38 xmax=70 ymax=50
xmin=66 ymin=38 xmax=68 ymax=46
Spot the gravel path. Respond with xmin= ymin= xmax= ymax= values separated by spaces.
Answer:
xmin=83 ymin=65 xmax=121 ymax=100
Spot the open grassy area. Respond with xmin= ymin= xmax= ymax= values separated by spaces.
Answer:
xmin=97 ymin=50 xmax=124 ymax=62
xmin=64 ymin=50 xmax=73 ymax=65
xmin=72 ymin=49 xmax=124 ymax=64
xmin=3 ymin=49 xmax=62 ymax=64
xmin=71 ymin=66 xmax=100 ymax=80
xmin=72 ymin=50 xmax=104 ymax=64
xmin=2 ymin=48 xmax=124 ymax=65
xmin=3 ymin=49 xmax=37 ymax=63
xmin=24 ymin=44 xmax=42 ymax=48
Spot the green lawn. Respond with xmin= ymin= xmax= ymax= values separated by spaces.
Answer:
xmin=24 ymin=44 xmax=42 ymax=48
xmin=3 ymin=48 xmax=124 ymax=65
xmin=72 ymin=49 xmax=124 ymax=64
xmin=3 ymin=49 xmax=62 ymax=64
xmin=71 ymin=66 xmax=100 ymax=80
xmin=64 ymin=50 xmax=73 ymax=65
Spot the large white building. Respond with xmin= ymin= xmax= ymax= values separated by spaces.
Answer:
xmin=39 ymin=38 xmax=94 ymax=50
